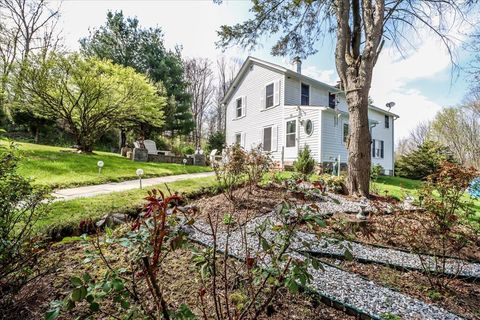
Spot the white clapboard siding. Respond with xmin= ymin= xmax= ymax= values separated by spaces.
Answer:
xmin=320 ymin=110 xmax=349 ymax=164
xmin=368 ymin=109 xmax=394 ymax=171
xmin=225 ymin=62 xmax=285 ymax=162
xmin=225 ymin=57 xmax=394 ymax=170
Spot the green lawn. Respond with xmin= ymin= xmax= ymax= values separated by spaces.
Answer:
xmin=39 ymin=176 xmax=217 ymax=236
xmin=372 ymin=175 xmax=480 ymax=219
xmin=371 ymin=176 xmax=422 ymax=199
xmin=2 ymin=140 xmax=211 ymax=189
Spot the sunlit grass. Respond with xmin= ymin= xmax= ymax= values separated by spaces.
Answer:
xmin=38 ymin=176 xmax=217 ymax=235
xmin=2 ymin=140 xmax=211 ymax=189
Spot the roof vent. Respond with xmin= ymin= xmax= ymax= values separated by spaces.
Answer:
xmin=292 ymin=56 xmax=301 ymax=74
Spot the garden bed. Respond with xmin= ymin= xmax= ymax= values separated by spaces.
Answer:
xmin=1 ymin=236 xmax=353 ymax=320
xmin=321 ymin=257 xmax=480 ymax=320
xmin=323 ymin=210 xmax=480 ymax=261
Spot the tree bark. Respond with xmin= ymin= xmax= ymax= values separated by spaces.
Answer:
xmin=119 ymin=129 xmax=127 ymax=150
xmin=345 ymin=87 xmax=371 ymax=196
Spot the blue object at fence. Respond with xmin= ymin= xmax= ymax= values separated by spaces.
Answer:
xmin=467 ymin=177 xmax=480 ymax=199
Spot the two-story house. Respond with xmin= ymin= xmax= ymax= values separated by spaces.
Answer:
xmin=222 ymin=56 xmax=398 ymax=175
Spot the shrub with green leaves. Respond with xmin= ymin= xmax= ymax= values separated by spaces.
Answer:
xmin=410 ymin=162 xmax=478 ymax=290
xmin=293 ymin=146 xmax=316 ymax=177
xmin=0 ymin=142 xmax=48 ymax=296
xmin=395 ymin=140 xmax=455 ymax=180
xmin=46 ymin=190 xmax=196 ymax=320
xmin=206 ymin=131 xmax=225 ymax=154
xmin=370 ymin=164 xmax=384 ymax=181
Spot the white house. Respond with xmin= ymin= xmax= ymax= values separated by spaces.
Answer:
xmin=222 ymin=56 xmax=398 ymax=175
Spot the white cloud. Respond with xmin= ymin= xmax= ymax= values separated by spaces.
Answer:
xmin=302 ymin=65 xmax=339 ymax=85
xmin=370 ymin=38 xmax=455 ymax=139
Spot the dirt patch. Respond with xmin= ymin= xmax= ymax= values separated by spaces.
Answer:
xmin=322 ymin=209 xmax=480 ymax=261
xmin=189 ymin=185 xmax=294 ymax=227
xmin=321 ymin=257 xmax=480 ymax=320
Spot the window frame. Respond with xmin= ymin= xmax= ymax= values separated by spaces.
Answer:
xmin=301 ymin=83 xmax=310 ymax=106
xmin=328 ymin=92 xmax=336 ymax=109
xmin=235 ymin=133 xmax=242 ymax=145
xmin=304 ymin=119 xmax=313 ymax=136
xmin=262 ymin=126 xmax=272 ymax=151
xmin=384 ymin=115 xmax=390 ymax=129
xmin=372 ymin=139 xmax=385 ymax=159
xmin=235 ymin=97 xmax=243 ymax=119
xmin=286 ymin=119 xmax=297 ymax=148
xmin=265 ymin=83 xmax=274 ymax=109
xmin=343 ymin=123 xmax=349 ymax=143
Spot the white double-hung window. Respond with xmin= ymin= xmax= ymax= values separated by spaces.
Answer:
xmin=235 ymin=96 xmax=246 ymax=118
xmin=372 ymin=139 xmax=384 ymax=159
xmin=234 ymin=132 xmax=246 ymax=147
xmin=261 ymin=80 xmax=280 ymax=109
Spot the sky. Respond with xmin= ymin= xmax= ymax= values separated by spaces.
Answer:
xmin=54 ymin=0 xmax=475 ymax=140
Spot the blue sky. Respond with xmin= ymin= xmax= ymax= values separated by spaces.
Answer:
xmin=56 ymin=0 xmax=474 ymax=140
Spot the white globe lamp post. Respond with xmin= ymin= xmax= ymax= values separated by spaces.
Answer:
xmin=97 ymin=161 xmax=104 ymax=174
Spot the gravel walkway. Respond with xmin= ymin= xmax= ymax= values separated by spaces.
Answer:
xmin=186 ymin=215 xmax=464 ymax=320
xmin=294 ymin=231 xmax=480 ymax=279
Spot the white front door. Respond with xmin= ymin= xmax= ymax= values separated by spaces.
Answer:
xmin=284 ymin=118 xmax=298 ymax=159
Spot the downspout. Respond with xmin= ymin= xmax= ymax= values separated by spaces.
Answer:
xmin=297 ymin=106 xmax=302 ymax=154
xmin=392 ymin=115 xmax=399 ymax=176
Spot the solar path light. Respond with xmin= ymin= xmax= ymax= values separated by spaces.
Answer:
xmin=136 ymin=168 xmax=144 ymax=189
xmin=97 ymin=161 xmax=104 ymax=174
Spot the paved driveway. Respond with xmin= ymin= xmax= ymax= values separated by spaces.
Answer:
xmin=51 ymin=172 xmax=215 ymax=201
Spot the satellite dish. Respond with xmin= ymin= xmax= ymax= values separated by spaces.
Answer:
xmin=386 ymin=102 xmax=396 ymax=110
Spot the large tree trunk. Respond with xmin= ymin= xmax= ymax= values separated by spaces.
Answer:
xmin=345 ymin=88 xmax=371 ymax=197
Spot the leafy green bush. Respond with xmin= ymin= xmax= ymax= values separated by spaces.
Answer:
xmin=318 ymin=174 xmax=347 ymax=194
xmin=395 ymin=140 xmax=455 ymax=180
xmin=206 ymin=131 xmax=225 ymax=154
xmin=0 ymin=142 xmax=48 ymax=293
xmin=47 ymin=190 xmax=195 ymax=319
xmin=293 ymin=146 xmax=316 ymax=177
xmin=370 ymin=164 xmax=384 ymax=181
xmin=411 ymin=162 xmax=478 ymax=290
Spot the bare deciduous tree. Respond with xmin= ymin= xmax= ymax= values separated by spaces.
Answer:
xmin=0 ymin=0 xmax=61 ymax=119
xmin=185 ymin=57 xmax=215 ymax=149
xmin=432 ymin=104 xmax=480 ymax=169
xmin=205 ymin=56 xmax=242 ymax=136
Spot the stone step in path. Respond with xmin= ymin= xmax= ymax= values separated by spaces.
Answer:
xmin=294 ymin=231 xmax=480 ymax=280
xmin=187 ymin=216 xmax=464 ymax=320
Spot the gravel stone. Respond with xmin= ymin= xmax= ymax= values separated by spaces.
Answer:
xmin=187 ymin=216 xmax=465 ymax=320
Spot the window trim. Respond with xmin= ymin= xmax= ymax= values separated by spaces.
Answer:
xmin=304 ymin=119 xmax=313 ymax=136
xmin=265 ymin=82 xmax=275 ymax=109
xmin=234 ymin=132 xmax=242 ymax=145
xmin=343 ymin=123 xmax=349 ymax=143
xmin=262 ymin=126 xmax=273 ymax=152
xmin=300 ymin=82 xmax=310 ymax=106
xmin=328 ymin=92 xmax=337 ymax=109
xmin=234 ymin=97 xmax=244 ymax=119
xmin=286 ymin=119 xmax=297 ymax=148
xmin=372 ymin=139 xmax=385 ymax=159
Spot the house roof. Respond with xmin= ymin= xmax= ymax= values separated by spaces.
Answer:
xmin=222 ymin=56 xmax=399 ymax=118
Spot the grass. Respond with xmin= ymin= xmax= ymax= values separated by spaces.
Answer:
xmin=2 ymin=140 xmax=211 ymax=189
xmin=371 ymin=175 xmax=422 ymax=199
xmin=39 ymin=176 xmax=217 ymax=235
xmin=264 ymin=171 xmax=479 ymax=218
xmin=372 ymin=175 xmax=480 ymax=218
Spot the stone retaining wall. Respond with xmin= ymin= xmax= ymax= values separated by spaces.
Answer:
xmin=147 ymin=154 xmax=194 ymax=165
